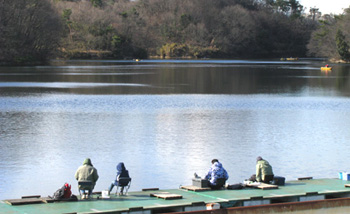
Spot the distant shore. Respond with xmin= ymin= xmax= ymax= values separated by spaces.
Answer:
xmin=1 ymin=55 xmax=349 ymax=66
xmin=330 ymin=58 xmax=350 ymax=63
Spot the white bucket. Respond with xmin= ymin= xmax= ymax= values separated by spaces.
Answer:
xmin=102 ymin=190 xmax=110 ymax=198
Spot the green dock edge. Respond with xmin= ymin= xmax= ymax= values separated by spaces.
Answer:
xmin=1 ymin=178 xmax=350 ymax=214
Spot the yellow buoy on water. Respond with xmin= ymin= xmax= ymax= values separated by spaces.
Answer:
xmin=321 ymin=67 xmax=332 ymax=71
xmin=286 ymin=57 xmax=299 ymax=61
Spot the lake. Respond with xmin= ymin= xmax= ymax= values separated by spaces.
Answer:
xmin=1 ymin=59 xmax=350 ymax=200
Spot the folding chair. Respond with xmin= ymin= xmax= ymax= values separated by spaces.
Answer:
xmin=116 ymin=177 xmax=132 ymax=195
xmin=78 ymin=180 xmax=93 ymax=199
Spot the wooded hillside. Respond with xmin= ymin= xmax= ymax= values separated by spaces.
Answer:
xmin=0 ymin=0 xmax=349 ymax=64
xmin=54 ymin=0 xmax=315 ymax=59
xmin=307 ymin=8 xmax=350 ymax=62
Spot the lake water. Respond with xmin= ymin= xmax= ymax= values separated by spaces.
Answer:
xmin=1 ymin=59 xmax=350 ymax=200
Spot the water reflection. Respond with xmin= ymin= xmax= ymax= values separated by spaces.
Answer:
xmin=0 ymin=59 xmax=349 ymax=96
xmin=0 ymin=82 xmax=150 ymax=88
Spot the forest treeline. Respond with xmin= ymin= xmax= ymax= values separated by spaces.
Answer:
xmin=0 ymin=0 xmax=349 ymax=64
xmin=307 ymin=8 xmax=350 ymax=62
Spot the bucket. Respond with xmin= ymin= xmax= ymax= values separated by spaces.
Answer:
xmin=102 ymin=190 xmax=110 ymax=198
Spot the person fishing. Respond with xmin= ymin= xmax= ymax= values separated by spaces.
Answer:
xmin=75 ymin=158 xmax=99 ymax=199
xmin=204 ymin=159 xmax=229 ymax=189
xmin=108 ymin=162 xmax=130 ymax=194
xmin=255 ymin=156 xmax=274 ymax=184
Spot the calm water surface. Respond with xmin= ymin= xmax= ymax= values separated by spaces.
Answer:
xmin=1 ymin=59 xmax=350 ymax=200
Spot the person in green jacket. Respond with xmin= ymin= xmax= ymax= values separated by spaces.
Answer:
xmin=75 ymin=158 xmax=99 ymax=199
xmin=255 ymin=156 xmax=274 ymax=183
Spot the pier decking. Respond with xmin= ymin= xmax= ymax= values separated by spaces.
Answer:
xmin=2 ymin=178 xmax=350 ymax=214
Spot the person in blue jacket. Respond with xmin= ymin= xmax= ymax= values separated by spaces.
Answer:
xmin=204 ymin=159 xmax=229 ymax=189
xmin=108 ymin=162 xmax=130 ymax=193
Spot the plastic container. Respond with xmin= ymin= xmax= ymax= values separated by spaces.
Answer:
xmin=101 ymin=190 xmax=110 ymax=198
xmin=339 ymin=172 xmax=350 ymax=180
xmin=192 ymin=178 xmax=209 ymax=188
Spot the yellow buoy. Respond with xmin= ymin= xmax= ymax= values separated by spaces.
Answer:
xmin=321 ymin=67 xmax=332 ymax=71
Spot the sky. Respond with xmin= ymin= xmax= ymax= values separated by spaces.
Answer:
xmin=299 ymin=0 xmax=350 ymax=15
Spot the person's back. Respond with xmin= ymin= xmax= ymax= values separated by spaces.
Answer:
xmin=109 ymin=162 xmax=130 ymax=193
xmin=119 ymin=169 xmax=129 ymax=179
xmin=76 ymin=165 xmax=97 ymax=181
xmin=75 ymin=158 xmax=99 ymax=184
xmin=205 ymin=159 xmax=229 ymax=188
xmin=75 ymin=158 xmax=99 ymax=198
xmin=116 ymin=162 xmax=129 ymax=179
xmin=256 ymin=157 xmax=273 ymax=183
xmin=117 ymin=163 xmax=130 ymax=186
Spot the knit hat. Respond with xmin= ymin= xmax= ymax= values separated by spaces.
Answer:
xmin=256 ymin=156 xmax=263 ymax=162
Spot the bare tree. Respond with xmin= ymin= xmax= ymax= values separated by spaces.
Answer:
xmin=0 ymin=0 xmax=62 ymax=64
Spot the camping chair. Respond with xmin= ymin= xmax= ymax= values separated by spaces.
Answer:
xmin=116 ymin=177 xmax=132 ymax=195
xmin=78 ymin=180 xmax=93 ymax=199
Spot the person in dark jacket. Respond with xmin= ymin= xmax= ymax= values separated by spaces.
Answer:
xmin=108 ymin=162 xmax=130 ymax=194
xmin=75 ymin=158 xmax=99 ymax=199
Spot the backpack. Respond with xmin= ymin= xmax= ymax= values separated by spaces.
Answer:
xmin=63 ymin=183 xmax=72 ymax=198
xmin=52 ymin=183 xmax=72 ymax=200
xmin=226 ymin=183 xmax=244 ymax=190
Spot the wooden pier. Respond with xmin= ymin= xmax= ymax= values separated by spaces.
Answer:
xmin=1 ymin=178 xmax=350 ymax=213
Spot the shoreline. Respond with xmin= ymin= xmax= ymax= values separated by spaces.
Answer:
xmin=1 ymin=55 xmax=349 ymax=66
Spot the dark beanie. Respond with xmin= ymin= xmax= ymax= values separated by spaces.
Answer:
xmin=212 ymin=159 xmax=219 ymax=164
xmin=257 ymin=156 xmax=263 ymax=162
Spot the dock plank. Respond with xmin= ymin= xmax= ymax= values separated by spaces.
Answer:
xmin=142 ymin=188 xmax=160 ymax=191
xmin=180 ymin=185 xmax=211 ymax=192
xmin=21 ymin=195 xmax=41 ymax=199
xmin=6 ymin=198 xmax=44 ymax=205
xmin=298 ymin=177 xmax=313 ymax=180
xmin=150 ymin=192 xmax=183 ymax=200
xmin=41 ymin=197 xmax=56 ymax=203
xmin=258 ymin=184 xmax=278 ymax=190
xmin=246 ymin=183 xmax=278 ymax=190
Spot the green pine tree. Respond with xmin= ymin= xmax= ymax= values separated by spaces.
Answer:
xmin=336 ymin=29 xmax=350 ymax=61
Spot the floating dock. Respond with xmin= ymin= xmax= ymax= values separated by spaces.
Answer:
xmin=2 ymin=178 xmax=350 ymax=214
